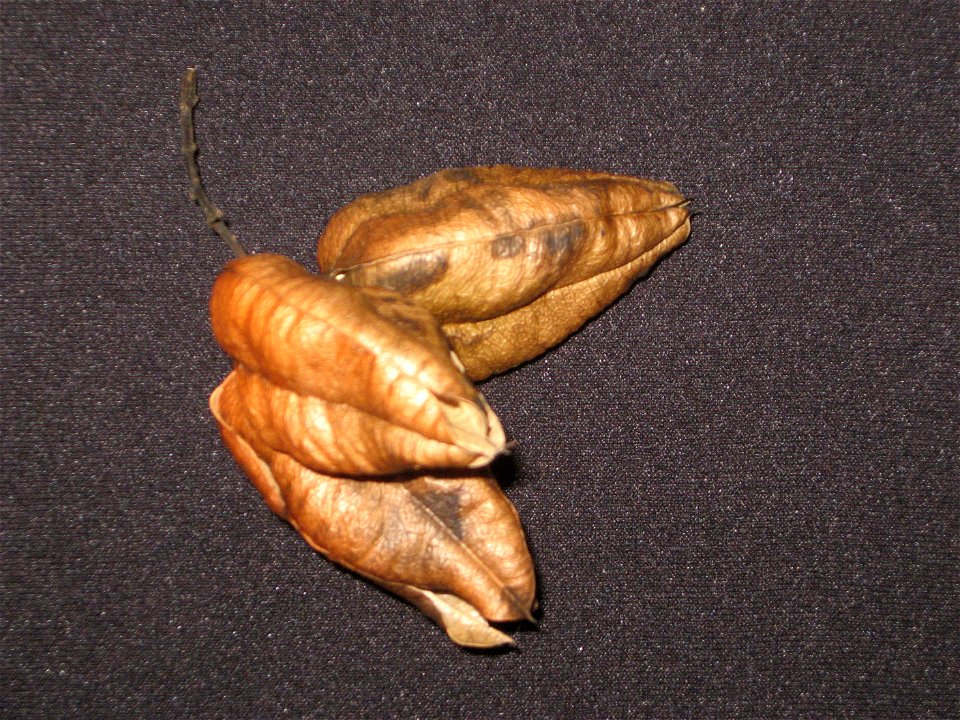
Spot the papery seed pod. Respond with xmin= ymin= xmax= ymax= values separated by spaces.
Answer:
xmin=211 ymin=383 xmax=536 ymax=648
xmin=318 ymin=165 xmax=691 ymax=380
xmin=214 ymin=365 xmax=503 ymax=475
xmin=210 ymin=253 xmax=506 ymax=473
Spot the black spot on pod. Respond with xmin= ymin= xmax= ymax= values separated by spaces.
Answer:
xmin=544 ymin=221 xmax=585 ymax=256
xmin=378 ymin=251 xmax=449 ymax=293
xmin=491 ymin=234 xmax=524 ymax=259
xmin=416 ymin=489 xmax=464 ymax=539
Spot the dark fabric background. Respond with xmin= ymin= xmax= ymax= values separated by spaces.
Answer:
xmin=3 ymin=2 xmax=957 ymax=718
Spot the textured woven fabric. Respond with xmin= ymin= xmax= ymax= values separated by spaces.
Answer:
xmin=3 ymin=2 xmax=957 ymax=717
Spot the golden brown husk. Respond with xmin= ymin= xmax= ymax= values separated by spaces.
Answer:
xmin=318 ymin=165 xmax=691 ymax=379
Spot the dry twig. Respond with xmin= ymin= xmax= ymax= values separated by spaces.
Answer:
xmin=180 ymin=67 xmax=246 ymax=258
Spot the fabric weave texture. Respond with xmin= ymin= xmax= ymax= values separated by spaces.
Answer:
xmin=2 ymin=2 xmax=957 ymax=718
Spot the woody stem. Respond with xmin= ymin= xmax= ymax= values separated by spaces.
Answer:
xmin=179 ymin=67 xmax=247 ymax=258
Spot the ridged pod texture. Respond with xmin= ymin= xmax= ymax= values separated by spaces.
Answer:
xmin=210 ymin=382 xmax=536 ymax=647
xmin=318 ymin=165 xmax=691 ymax=379
xmin=210 ymin=254 xmax=506 ymax=476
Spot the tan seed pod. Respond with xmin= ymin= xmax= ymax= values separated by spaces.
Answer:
xmin=210 ymin=253 xmax=506 ymax=474
xmin=213 ymin=365 xmax=505 ymax=476
xmin=211 ymin=384 xmax=536 ymax=648
xmin=317 ymin=165 xmax=691 ymax=380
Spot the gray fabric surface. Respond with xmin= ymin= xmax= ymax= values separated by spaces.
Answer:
xmin=3 ymin=2 xmax=957 ymax=717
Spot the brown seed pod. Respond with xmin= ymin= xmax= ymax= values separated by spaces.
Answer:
xmin=211 ymin=383 xmax=536 ymax=648
xmin=210 ymin=253 xmax=506 ymax=474
xmin=213 ymin=365 xmax=504 ymax=476
xmin=317 ymin=165 xmax=691 ymax=379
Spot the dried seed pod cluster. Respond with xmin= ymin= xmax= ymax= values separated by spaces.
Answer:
xmin=183 ymin=69 xmax=691 ymax=648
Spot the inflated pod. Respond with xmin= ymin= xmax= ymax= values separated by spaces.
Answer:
xmin=210 ymin=253 xmax=506 ymax=475
xmin=211 ymin=380 xmax=535 ymax=648
xmin=318 ymin=165 xmax=691 ymax=379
